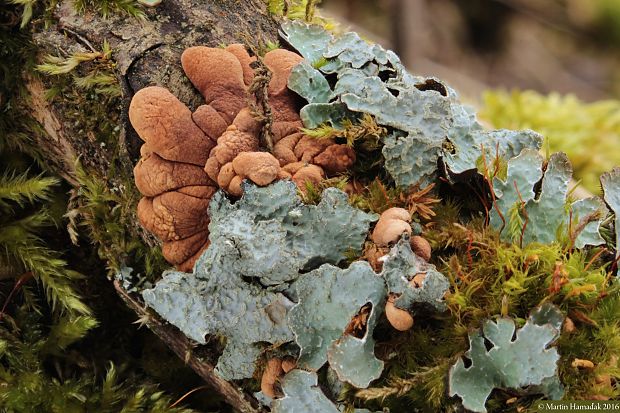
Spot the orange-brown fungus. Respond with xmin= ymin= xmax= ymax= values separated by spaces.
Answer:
xmin=385 ymin=295 xmax=414 ymax=331
xmin=371 ymin=207 xmax=412 ymax=247
xmin=260 ymin=358 xmax=284 ymax=399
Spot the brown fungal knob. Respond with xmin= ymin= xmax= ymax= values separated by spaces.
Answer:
xmin=590 ymin=355 xmax=617 ymax=400
xmin=273 ymin=133 xmax=303 ymax=165
xmin=589 ymin=395 xmax=611 ymax=401
xmin=595 ymin=374 xmax=611 ymax=386
xmin=409 ymin=273 xmax=427 ymax=288
xmin=261 ymin=358 xmax=284 ymax=399
xmin=204 ymin=123 xmax=260 ymax=183
xmin=410 ymin=235 xmax=431 ymax=261
xmin=232 ymin=152 xmax=281 ymax=186
xmin=216 ymin=152 xmax=282 ymax=196
xmin=562 ymin=317 xmax=575 ymax=333
xmin=380 ymin=208 xmax=412 ymax=222
xmin=314 ymin=144 xmax=356 ymax=174
xmin=273 ymin=134 xmax=356 ymax=177
xmin=283 ymin=162 xmax=325 ymax=191
xmin=294 ymin=136 xmax=332 ymax=162
xmin=385 ymin=295 xmax=414 ymax=331
xmin=226 ymin=175 xmax=245 ymax=197
xmin=371 ymin=207 xmax=412 ymax=247
xmin=571 ymin=358 xmax=595 ymax=369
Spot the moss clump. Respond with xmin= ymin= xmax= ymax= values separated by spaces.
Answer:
xmin=351 ymin=197 xmax=619 ymax=411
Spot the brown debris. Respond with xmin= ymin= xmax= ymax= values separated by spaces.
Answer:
xmin=260 ymin=358 xmax=284 ymax=399
xmin=399 ymin=183 xmax=440 ymax=221
xmin=362 ymin=242 xmax=390 ymax=272
xmin=344 ymin=303 xmax=372 ymax=338
xmin=281 ymin=357 xmax=297 ymax=374
xmin=344 ymin=180 xmax=365 ymax=197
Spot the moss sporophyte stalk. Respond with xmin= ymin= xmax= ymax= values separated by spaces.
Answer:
xmin=123 ymin=19 xmax=620 ymax=413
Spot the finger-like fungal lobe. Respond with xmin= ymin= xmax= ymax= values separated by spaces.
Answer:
xmin=130 ymin=85 xmax=218 ymax=271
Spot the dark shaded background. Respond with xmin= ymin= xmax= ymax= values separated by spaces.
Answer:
xmin=322 ymin=0 xmax=620 ymax=101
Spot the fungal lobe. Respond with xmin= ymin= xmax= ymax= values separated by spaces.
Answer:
xmin=130 ymin=42 xmax=360 ymax=271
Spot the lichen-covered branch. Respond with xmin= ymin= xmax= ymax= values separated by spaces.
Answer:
xmin=113 ymin=280 xmax=265 ymax=413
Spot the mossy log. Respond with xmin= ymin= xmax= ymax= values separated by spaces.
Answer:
xmin=26 ymin=2 xmax=281 ymax=412
xmin=29 ymin=0 xmax=279 ymax=181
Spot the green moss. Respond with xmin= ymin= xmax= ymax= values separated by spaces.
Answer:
xmin=11 ymin=0 xmax=144 ymax=27
xmin=347 ymin=190 xmax=618 ymax=411
xmin=34 ymin=39 xmax=166 ymax=280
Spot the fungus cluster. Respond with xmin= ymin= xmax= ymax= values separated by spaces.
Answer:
xmin=371 ymin=208 xmax=433 ymax=331
xmin=129 ymin=44 xmax=355 ymax=270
